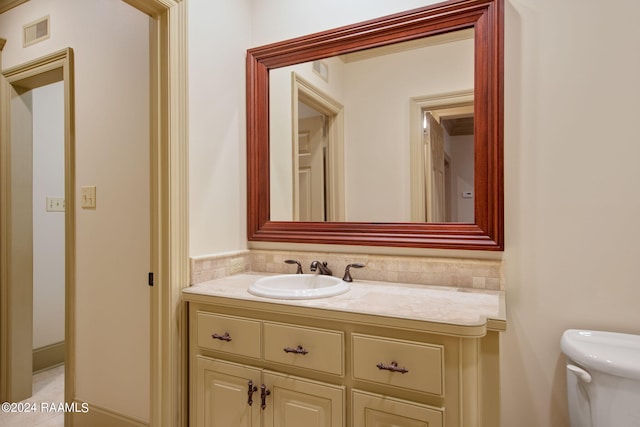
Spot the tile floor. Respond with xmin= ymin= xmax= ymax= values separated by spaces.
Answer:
xmin=0 ymin=365 xmax=64 ymax=427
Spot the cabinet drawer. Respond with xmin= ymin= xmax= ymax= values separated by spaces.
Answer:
xmin=352 ymin=334 xmax=444 ymax=396
xmin=352 ymin=389 xmax=443 ymax=427
xmin=196 ymin=312 xmax=261 ymax=359
xmin=264 ymin=322 xmax=344 ymax=376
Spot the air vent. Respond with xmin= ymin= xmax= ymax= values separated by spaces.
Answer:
xmin=312 ymin=60 xmax=329 ymax=82
xmin=23 ymin=15 xmax=50 ymax=47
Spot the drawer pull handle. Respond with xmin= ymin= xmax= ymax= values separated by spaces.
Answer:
xmin=211 ymin=332 xmax=232 ymax=342
xmin=247 ymin=380 xmax=258 ymax=406
xmin=376 ymin=361 xmax=409 ymax=374
xmin=283 ymin=345 xmax=309 ymax=355
xmin=260 ymin=384 xmax=271 ymax=410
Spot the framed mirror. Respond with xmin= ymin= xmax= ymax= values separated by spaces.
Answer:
xmin=247 ymin=0 xmax=503 ymax=250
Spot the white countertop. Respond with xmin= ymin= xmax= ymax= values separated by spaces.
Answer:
xmin=183 ymin=273 xmax=506 ymax=334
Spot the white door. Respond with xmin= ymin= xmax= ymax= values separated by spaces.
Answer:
xmin=424 ymin=113 xmax=446 ymax=222
xmin=297 ymin=116 xmax=326 ymax=221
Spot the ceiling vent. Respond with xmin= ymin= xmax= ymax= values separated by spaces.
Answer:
xmin=23 ymin=15 xmax=50 ymax=47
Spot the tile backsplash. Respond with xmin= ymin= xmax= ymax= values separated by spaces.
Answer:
xmin=191 ymin=249 xmax=503 ymax=290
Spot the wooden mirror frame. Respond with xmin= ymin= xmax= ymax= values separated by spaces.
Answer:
xmin=247 ymin=0 xmax=503 ymax=250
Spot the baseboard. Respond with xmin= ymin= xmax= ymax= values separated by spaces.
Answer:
xmin=71 ymin=400 xmax=148 ymax=427
xmin=33 ymin=341 xmax=65 ymax=373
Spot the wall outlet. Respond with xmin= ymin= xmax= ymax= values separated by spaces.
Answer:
xmin=46 ymin=197 xmax=65 ymax=212
xmin=229 ymin=258 xmax=245 ymax=274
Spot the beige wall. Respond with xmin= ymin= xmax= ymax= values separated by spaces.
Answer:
xmin=0 ymin=0 xmax=151 ymax=422
xmin=502 ymin=0 xmax=640 ymax=425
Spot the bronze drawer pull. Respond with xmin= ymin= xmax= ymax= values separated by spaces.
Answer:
xmin=283 ymin=345 xmax=309 ymax=355
xmin=260 ymin=384 xmax=271 ymax=410
xmin=211 ymin=332 xmax=232 ymax=342
xmin=247 ymin=380 xmax=258 ymax=406
xmin=376 ymin=361 xmax=409 ymax=374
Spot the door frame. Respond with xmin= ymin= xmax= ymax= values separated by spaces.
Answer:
xmin=120 ymin=2 xmax=189 ymax=426
xmin=291 ymin=73 xmax=344 ymax=221
xmin=0 ymin=1 xmax=188 ymax=426
xmin=0 ymin=47 xmax=74 ymax=404
xmin=409 ymin=90 xmax=473 ymax=222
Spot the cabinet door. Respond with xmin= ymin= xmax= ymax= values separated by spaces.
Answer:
xmin=262 ymin=370 xmax=345 ymax=427
xmin=352 ymin=389 xmax=443 ymax=427
xmin=195 ymin=356 xmax=261 ymax=427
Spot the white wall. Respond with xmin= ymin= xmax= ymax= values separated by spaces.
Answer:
xmin=32 ymin=81 xmax=65 ymax=350
xmin=0 ymin=0 xmax=150 ymax=422
xmin=188 ymin=0 xmax=252 ymax=256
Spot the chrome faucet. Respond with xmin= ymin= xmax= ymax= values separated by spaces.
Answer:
xmin=309 ymin=261 xmax=332 ymax=276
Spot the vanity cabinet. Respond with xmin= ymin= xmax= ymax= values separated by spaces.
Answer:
xmin=186 ymin=293 xmax=503 ymax=427
xmin=195 ymin=356 xmax=344 ymax=427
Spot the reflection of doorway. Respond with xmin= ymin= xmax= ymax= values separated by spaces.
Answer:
xmin=297 ymin=108 xmax=327 ymax=221
xmin=410 ymin=90 xmax=474 ymax=222
xmin=423 ymin=109 xmax=474 ymax=222
xmin=292 ymin=73 xmax=345 ymax=221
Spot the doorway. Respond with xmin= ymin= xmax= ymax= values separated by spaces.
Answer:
xmin=1 ymin=1 xmax=188 ymax=424
xmin=409 ymin=90 xmax=474 ymax=222
xmin=292 ymin=73 xmax=345 ymax=221
xmin=1 ymin=49 xmax=74 ymax=405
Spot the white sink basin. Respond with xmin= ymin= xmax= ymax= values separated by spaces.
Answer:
xmin=248 ymin=274 xmax=350 ymax=299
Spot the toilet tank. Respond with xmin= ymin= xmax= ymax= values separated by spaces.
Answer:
xmin=561 ymin=329 xmax=640 ymax=427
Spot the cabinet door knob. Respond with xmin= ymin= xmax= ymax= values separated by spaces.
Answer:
xmin=247 ymin=380 xmax=258 ymax=406
xmin=260 ymin=384 xmax=271 ymax=410
xmin=283 ymin=345 xmax=309 ymax=355
xmin=376 ymin=361 xmax=409 ymax=374
xmin=211 ymin=332 xmax=232 ymax=342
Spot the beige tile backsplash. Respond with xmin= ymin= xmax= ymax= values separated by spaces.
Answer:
xmin=191 ymin=249 xmax=503 ymax=290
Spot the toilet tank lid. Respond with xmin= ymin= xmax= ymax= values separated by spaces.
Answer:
xmin=561 ymin=329 xmax=640 ymax=380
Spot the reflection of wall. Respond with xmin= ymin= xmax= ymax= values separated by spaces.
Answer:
xmin=269 ymin=58 xmax=344 ymax=221
xmin=32 ymin=82 xmax=65 ymax=351
xmin=270 ymin=57 xmax=345 ymax=220
xmin=269 ymin=39 xmax=473 ymax=222
xmin=344 ymin=40 xmax=473 ymax=221
xmin=444 ymin=134 xmax=474 ymax=222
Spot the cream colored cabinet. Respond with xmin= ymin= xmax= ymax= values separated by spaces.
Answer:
xmin=352 ymin=389 xmax=443 ymax=427
xmin=195 ymin=357 xmax=261 ymax=427
xmin=195 ymin=356 xmax=344 ymax=427
xmin=187 ymin=300 xmax=502 ymax=427
xmin=262 ymin=371 xmax=344 ymax=427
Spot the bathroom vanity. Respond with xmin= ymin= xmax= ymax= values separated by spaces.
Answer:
xmin=183 ymin=273 xmax=506 ymax=427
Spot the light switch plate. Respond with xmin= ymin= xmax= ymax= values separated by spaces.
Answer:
xmin=46 ymin=197 xmax=65 ymax=212
xmin=81 ymin=186 xmax=96 ymax=209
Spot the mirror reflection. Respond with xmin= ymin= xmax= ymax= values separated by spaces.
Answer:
xmin=269 ymin=28 xmax=474 ymax=223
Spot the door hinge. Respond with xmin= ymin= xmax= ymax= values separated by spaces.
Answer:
xmin=148 ymin=272 xmax=154 ymax=287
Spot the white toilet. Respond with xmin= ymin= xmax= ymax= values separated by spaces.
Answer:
xmin=561 ymin=329 xmax=640 ymax=427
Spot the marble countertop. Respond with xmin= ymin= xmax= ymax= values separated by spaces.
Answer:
xmin=183 ymin=273 xmax=506 ymax=334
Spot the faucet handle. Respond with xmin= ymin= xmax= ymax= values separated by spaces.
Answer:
xmin=342 ymin=263 xmax=365 ymax=282
xmin=284 ymin=259 xmax=304 ymax=274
